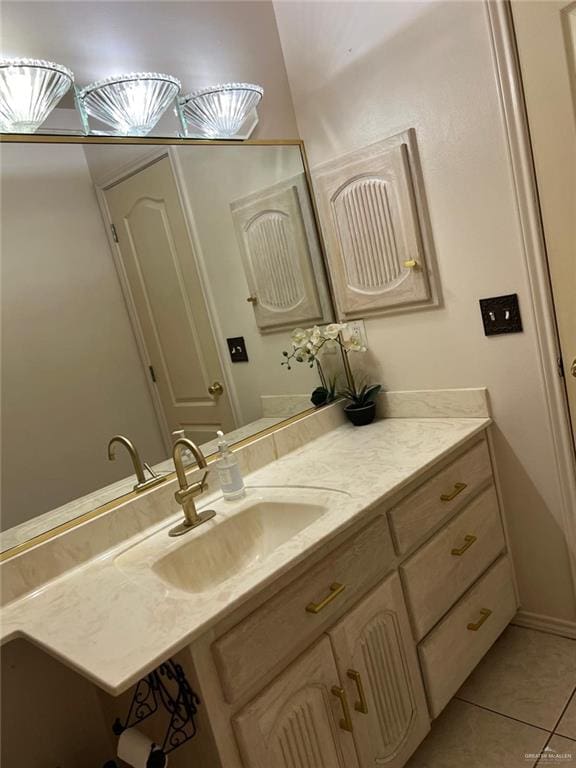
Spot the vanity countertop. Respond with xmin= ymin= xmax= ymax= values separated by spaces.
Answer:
xmin=0 ymin=416 xmax=490 ymax=695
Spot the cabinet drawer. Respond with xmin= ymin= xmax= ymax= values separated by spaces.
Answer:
xmin=213 ymin=514 xmax=394 ymax=704
xmin=389 ymin=438 xmax=492 ymax=555
xmin=418 ymin=556 xmax=517 ymax=718
xmin=401 ymin=485 xmax=505 ymax=639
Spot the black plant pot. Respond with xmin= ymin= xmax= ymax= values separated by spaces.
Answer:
xmin=344 ymin=401 xmax=377 ymax=426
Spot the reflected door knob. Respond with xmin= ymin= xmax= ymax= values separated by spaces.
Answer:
xmin=571 ymin=359 xmax=576 ymax=379
xmin=208 ymin=381 xmax=224 ymax=397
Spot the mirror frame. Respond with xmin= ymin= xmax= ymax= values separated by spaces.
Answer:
xmin=0 ymin=133 xmax=348 ymax=561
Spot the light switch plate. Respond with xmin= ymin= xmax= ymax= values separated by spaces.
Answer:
xmin=227 ymin=336 xmax=249 ymax=362
xmin=479 ymin=294 xmax=523 ymax=336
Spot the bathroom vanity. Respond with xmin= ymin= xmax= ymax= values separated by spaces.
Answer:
xmin=0 ymin=393 xmax=518 ymax=768
xmin=186 ymin=426 xmax=516 ymax=768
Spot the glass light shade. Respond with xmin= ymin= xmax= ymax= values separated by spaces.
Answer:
xmin=179 ymin=82 xmax=263 ymax=138
xmin=0 ymin=58 xmax=73 ymax=133
xmin=78 ymin=73 xmax=181 ymax=136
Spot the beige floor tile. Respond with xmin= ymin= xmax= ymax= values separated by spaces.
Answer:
xmin=536 ymin=736 xmax=576 ymax=766
xmin=557 ymin=695 xmax=576 ymax=741
xmin=406 ymin=699 xmax=548 ymax=768
xmin=457 ymin=627 xmax=576 ymax=729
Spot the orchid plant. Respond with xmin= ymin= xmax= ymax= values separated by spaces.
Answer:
xmin=281 ymin=323 xmax=366 ymax=371
xmin=282 ymin=323 xmax=380 ymax=410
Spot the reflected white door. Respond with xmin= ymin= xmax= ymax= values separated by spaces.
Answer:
xmin=104 ymin=156 xmax=235 ymax=446
xmin=512 ymin=0 xmax=576 ymax=447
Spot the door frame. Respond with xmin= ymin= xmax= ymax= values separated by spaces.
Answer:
xmin=486 ymin=0 xmax=576 ymax=595
xmin=95 ymin=148 xmax=242 ymax=448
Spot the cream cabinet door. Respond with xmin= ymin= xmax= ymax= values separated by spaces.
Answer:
xmin=328 ymin=574 xmax=430 ymax=768
xmin=313 ymin=130 xmax=437 ymax=319
xmin=233 ymin=637 xmax=360 ymax=768
xmin=231 ymin=174 xmax=327 ymax=333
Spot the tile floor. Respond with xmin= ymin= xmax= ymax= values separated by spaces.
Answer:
xmin=407 ymin=625 xmax=576 ymax=767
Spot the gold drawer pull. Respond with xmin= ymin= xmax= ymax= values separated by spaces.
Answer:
xmin=331 ymin=685 xmax=353 ymax=732
xmin=347 ymin=669 xmax=368 ymax=714
xmin=451 ymin=534 xmax=477 ymax=556
xmin=305 ymin=582 xmax=345 ymax=614
xmin=404 ymin=259 xmax=419 ymax=269
xmin=467 ymin=608 xmax=492 ymax=631
xmin=440 ymin=482 xmax=468 ymax=502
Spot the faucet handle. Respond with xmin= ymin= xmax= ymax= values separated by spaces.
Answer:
xmin=199 ymin=470 xmax=209 ymax=490
xmin=174 ymin=470 xmax=209 ymax=504
xmin=144 ymin=461 xmax=160 ymax=479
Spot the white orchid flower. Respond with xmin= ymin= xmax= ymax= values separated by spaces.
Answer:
xmin=343 ymin=337 xmax=367 ymax=352
xmin=323 ymin=323 xmax=347 ymax=339
xmin=309 ymin=325 xmax=324 ymax=343
xmin=291 ymin=327 xmax=310 ymax=348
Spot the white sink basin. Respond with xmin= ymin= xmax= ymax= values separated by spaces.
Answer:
xmin=115 ymin=487 xmax=349 ymax=595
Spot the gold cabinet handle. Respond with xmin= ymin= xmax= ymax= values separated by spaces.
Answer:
xmin=467 ymin=608 xmax=492 ymax=631
xmin=208 ymin=381 xmax=224 ymax=397
xmin=331 ymin=685 xmax=353 ymax=732
xmin=246 ymin=295 xmax=258 ymax=304
xmin=451 ymin=534 xmax=477 ymax=556
xmin=404 ymin=259 xmax=419 ymax=269
xmin=347 ymin=669 xmax=368 ymax=714
xmin=305 ymin=582 xmax=345 ymax=614
xmin=440 ymin=482 xmax=468 ymax=502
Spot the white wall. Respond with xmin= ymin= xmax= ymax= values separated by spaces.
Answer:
xmin=1 ymin=143 xmax=167 ymax=529
xmin=274 ymin=0 xmax=576 ymax=622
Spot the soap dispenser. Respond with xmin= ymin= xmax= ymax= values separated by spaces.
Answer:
xmin=215 ymin=430 xmax=246 ymax=500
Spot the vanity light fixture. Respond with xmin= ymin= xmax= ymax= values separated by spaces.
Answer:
xmin=0 ymin=58 xmax=73 ymax=133
xmin=178 ymin=82 xmax=263 ymax=138
xmin=76 ymin=72 xmax=181 ymax=136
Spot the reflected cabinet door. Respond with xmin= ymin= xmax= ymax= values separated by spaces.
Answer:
xmin=313 ymin=130 xmax=437 ymax=319
xmin=233 ymin=637 xmax=360 ymax=768
xmin=328 ymin=574 xmax=430 ymax=768
xmin=231 ymin=174 xmax=327 ymax=333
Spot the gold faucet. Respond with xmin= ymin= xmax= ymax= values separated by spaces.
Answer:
xmin=169 ymin=437 xmax=216 ymax=537
xmin=107 ymin=435 xmax=166 ymax=493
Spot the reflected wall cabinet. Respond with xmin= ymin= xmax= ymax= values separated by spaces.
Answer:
xmin=231 ymin=174 xmax=330 ymax=333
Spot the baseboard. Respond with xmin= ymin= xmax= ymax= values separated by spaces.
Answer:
xmin=512 ymin=610 xmax=576 ymax=640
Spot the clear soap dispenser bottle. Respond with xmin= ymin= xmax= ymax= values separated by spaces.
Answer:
xmin=216 ymin=430 xmax=246 ymax=501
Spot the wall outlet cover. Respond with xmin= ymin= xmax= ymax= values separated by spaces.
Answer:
xmin=479 ymin=294 xmax=523 ymax=336
xmin=341 ymin=319 xmax=369 ymax=349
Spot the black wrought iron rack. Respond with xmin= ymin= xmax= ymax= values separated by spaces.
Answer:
xmin=102 ymin=658 xmax=201 ymax=768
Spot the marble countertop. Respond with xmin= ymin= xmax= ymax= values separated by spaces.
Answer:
xmin=0 ymin=416 xmax=490 ymax=695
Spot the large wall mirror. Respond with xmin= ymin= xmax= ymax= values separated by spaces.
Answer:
xmin=1 ymin=137 xmax=346 ymax=555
